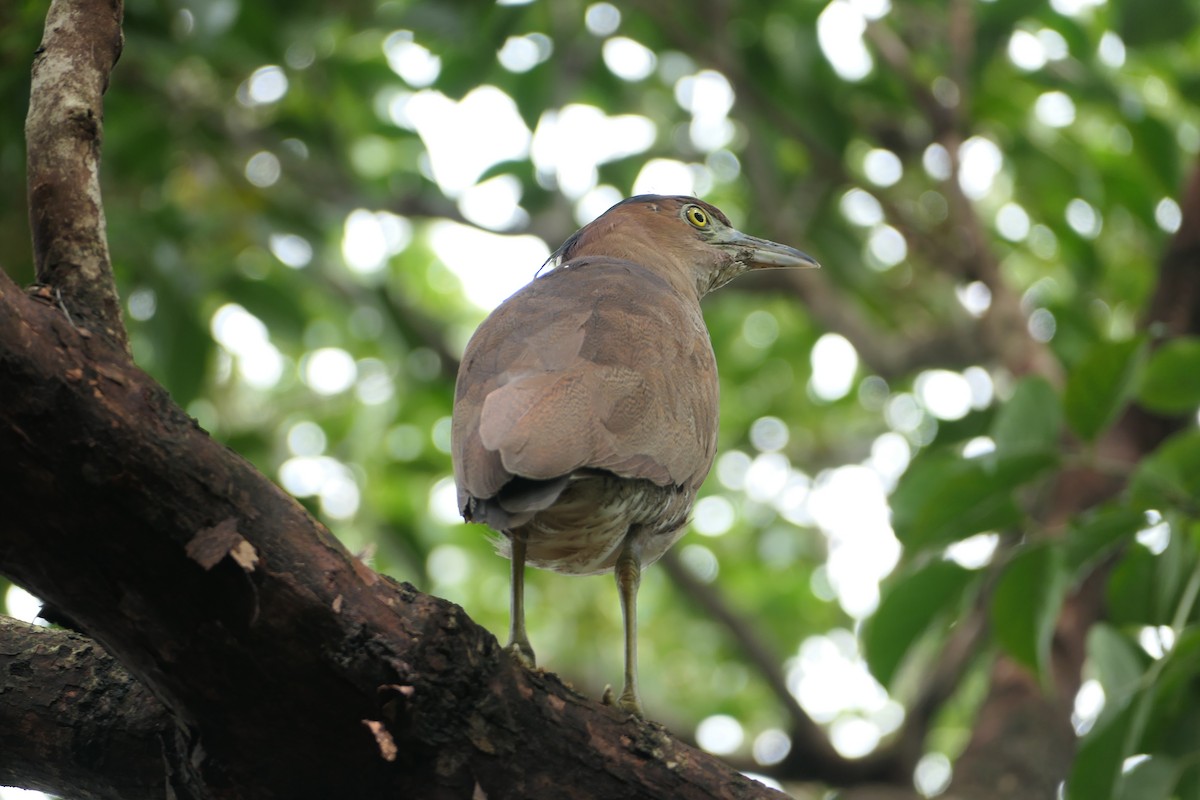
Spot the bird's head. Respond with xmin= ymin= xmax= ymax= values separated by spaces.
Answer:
xmin=549 ymin=194 xmax=819 ymax=299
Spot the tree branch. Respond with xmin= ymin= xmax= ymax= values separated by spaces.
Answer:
xmin=661 ymin=550 xmax=988 ymax=789
xmin=0 ymin=273 xmax=785 ymax=799
xmin=863 ymin=10 xmax=1058 ymax=383
xmin=7 ymin=4 xmax=795 ymax=793
xmin=659 ymin=552 xmax=847 ymax=773
xmin=862 ymin=21 xmax=949 ymax=136
xmin=0 ymin=617 xmax=169 ymax=800
xmin=740 ymin=269 xmax=991 ymax=379
xmin=25 ymin=0 xmax=128 ymax=352
xmin=1149 ymin=159 xmax=1200 ymax=337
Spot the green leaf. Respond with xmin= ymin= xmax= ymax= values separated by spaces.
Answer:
xmin=1153 ymin=520 xmax=1194 ymax=623
xmin=1081 ymin=632 xmax=1200 ymax=800
xmin=1117 ymin=0 xmax=1199 ymax=47
xmin=1090 ymin=624 xmax=1146 ymax=708
xmin=917 ymin=381 xmax=1064 ymax=557
xmin=1129 ymin=115 xmax=1182 ymax=191
xmin=1177 ymin=763 xmax=1200 ymax=800
xmin=1065 ymin=506 xmax=1145 ymax=576
xmin=1067 ymin=626 xmax=1148 ymax=800
xmin=991 ymin=543 xmax=1069 ymax=681
xmin=1130 ymin=430 xmax=1200 ymax=511
xmin=991 ymin=375 xmax=1061 ymax=456
xmin=890 ymin=454 xmax=1020 ymax=550
xmin=891 ymin=450 xmax=1057 ymax=550
xmin=1116 ymin=756 xmax=1178 ymax=800
xmin=1064 ymin=337 xmax=1146 ymax=441
xmin=1156 ymin=628 xmax=1200 ymax=700
xmin=1105 ymin=533 xmax=1195 ymax=629
xmin=861 ymin=560 xmax=978 ymax=687
xmin=1137 ymin=337 xmax=1200 ymax=415
xmin=1108 ymin=546 xmax=1160 ymax=626
xmin=929 ymin=407 xmax=994 ymax=449
xmin=1069 ymin=700 xmax=1137 ymax=800
xmin=1147 ymin=629 xmax=1200 ymax=758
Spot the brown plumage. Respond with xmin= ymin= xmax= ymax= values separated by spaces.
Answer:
xmin=451 ymin=194 xmax=818 ymax=717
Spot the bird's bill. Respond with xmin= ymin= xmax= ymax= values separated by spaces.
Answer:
xmin=716 ymin=229 xmax=820 ymax=269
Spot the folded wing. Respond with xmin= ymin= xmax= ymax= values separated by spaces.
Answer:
xmin=452 ymin=259 xmax=719 ymax=523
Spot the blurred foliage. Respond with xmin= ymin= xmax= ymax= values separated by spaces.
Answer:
xmin=4 ymin=0 xmax=1200 ymax=796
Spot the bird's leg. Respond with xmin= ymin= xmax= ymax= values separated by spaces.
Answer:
xmin=506 ymin=530 xmax=536 ymax=667
xmin=614 ymin=532 xmax=644 ymax=718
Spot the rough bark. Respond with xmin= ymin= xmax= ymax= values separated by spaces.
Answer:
xmin=0 ymin=617 xmax=169 ymax=800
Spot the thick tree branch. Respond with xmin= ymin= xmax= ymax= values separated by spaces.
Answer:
xmin=0 ymin=617 xmax=169 ymax=800
xmin=25 ymin=0 xmax=128 ymax=352
xmin=0 ymin=274 xmax=784 ymax=799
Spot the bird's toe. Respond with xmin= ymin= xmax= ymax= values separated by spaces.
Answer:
xmin=504 ymin=640 xmax=537 ymax=669
xmin=605 ymin=685 xmax=644 ymax=718
xmin=617 ymin=694 xmax=645 ymax=719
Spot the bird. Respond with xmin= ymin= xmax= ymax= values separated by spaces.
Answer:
xmin=451 ymin=194 xmax=818 ymax=718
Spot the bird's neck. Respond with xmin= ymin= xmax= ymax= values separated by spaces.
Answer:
xmin=568 ymin=241 xmax=707 ymax=305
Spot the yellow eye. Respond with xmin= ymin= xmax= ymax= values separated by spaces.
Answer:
xmin=685 ymin=206 xmax=710 ymax=229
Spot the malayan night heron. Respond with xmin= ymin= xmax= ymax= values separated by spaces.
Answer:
xmin=451 ymin=194 xmax=818 ymax=717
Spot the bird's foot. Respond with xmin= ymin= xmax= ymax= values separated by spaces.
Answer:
xmin=600 ymin=684 xmax=644 ymax=719
xmin=504 ymin=640 xmax=536 ymax=669
xmin=618 ymin=691 xmax=645 ymax=719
